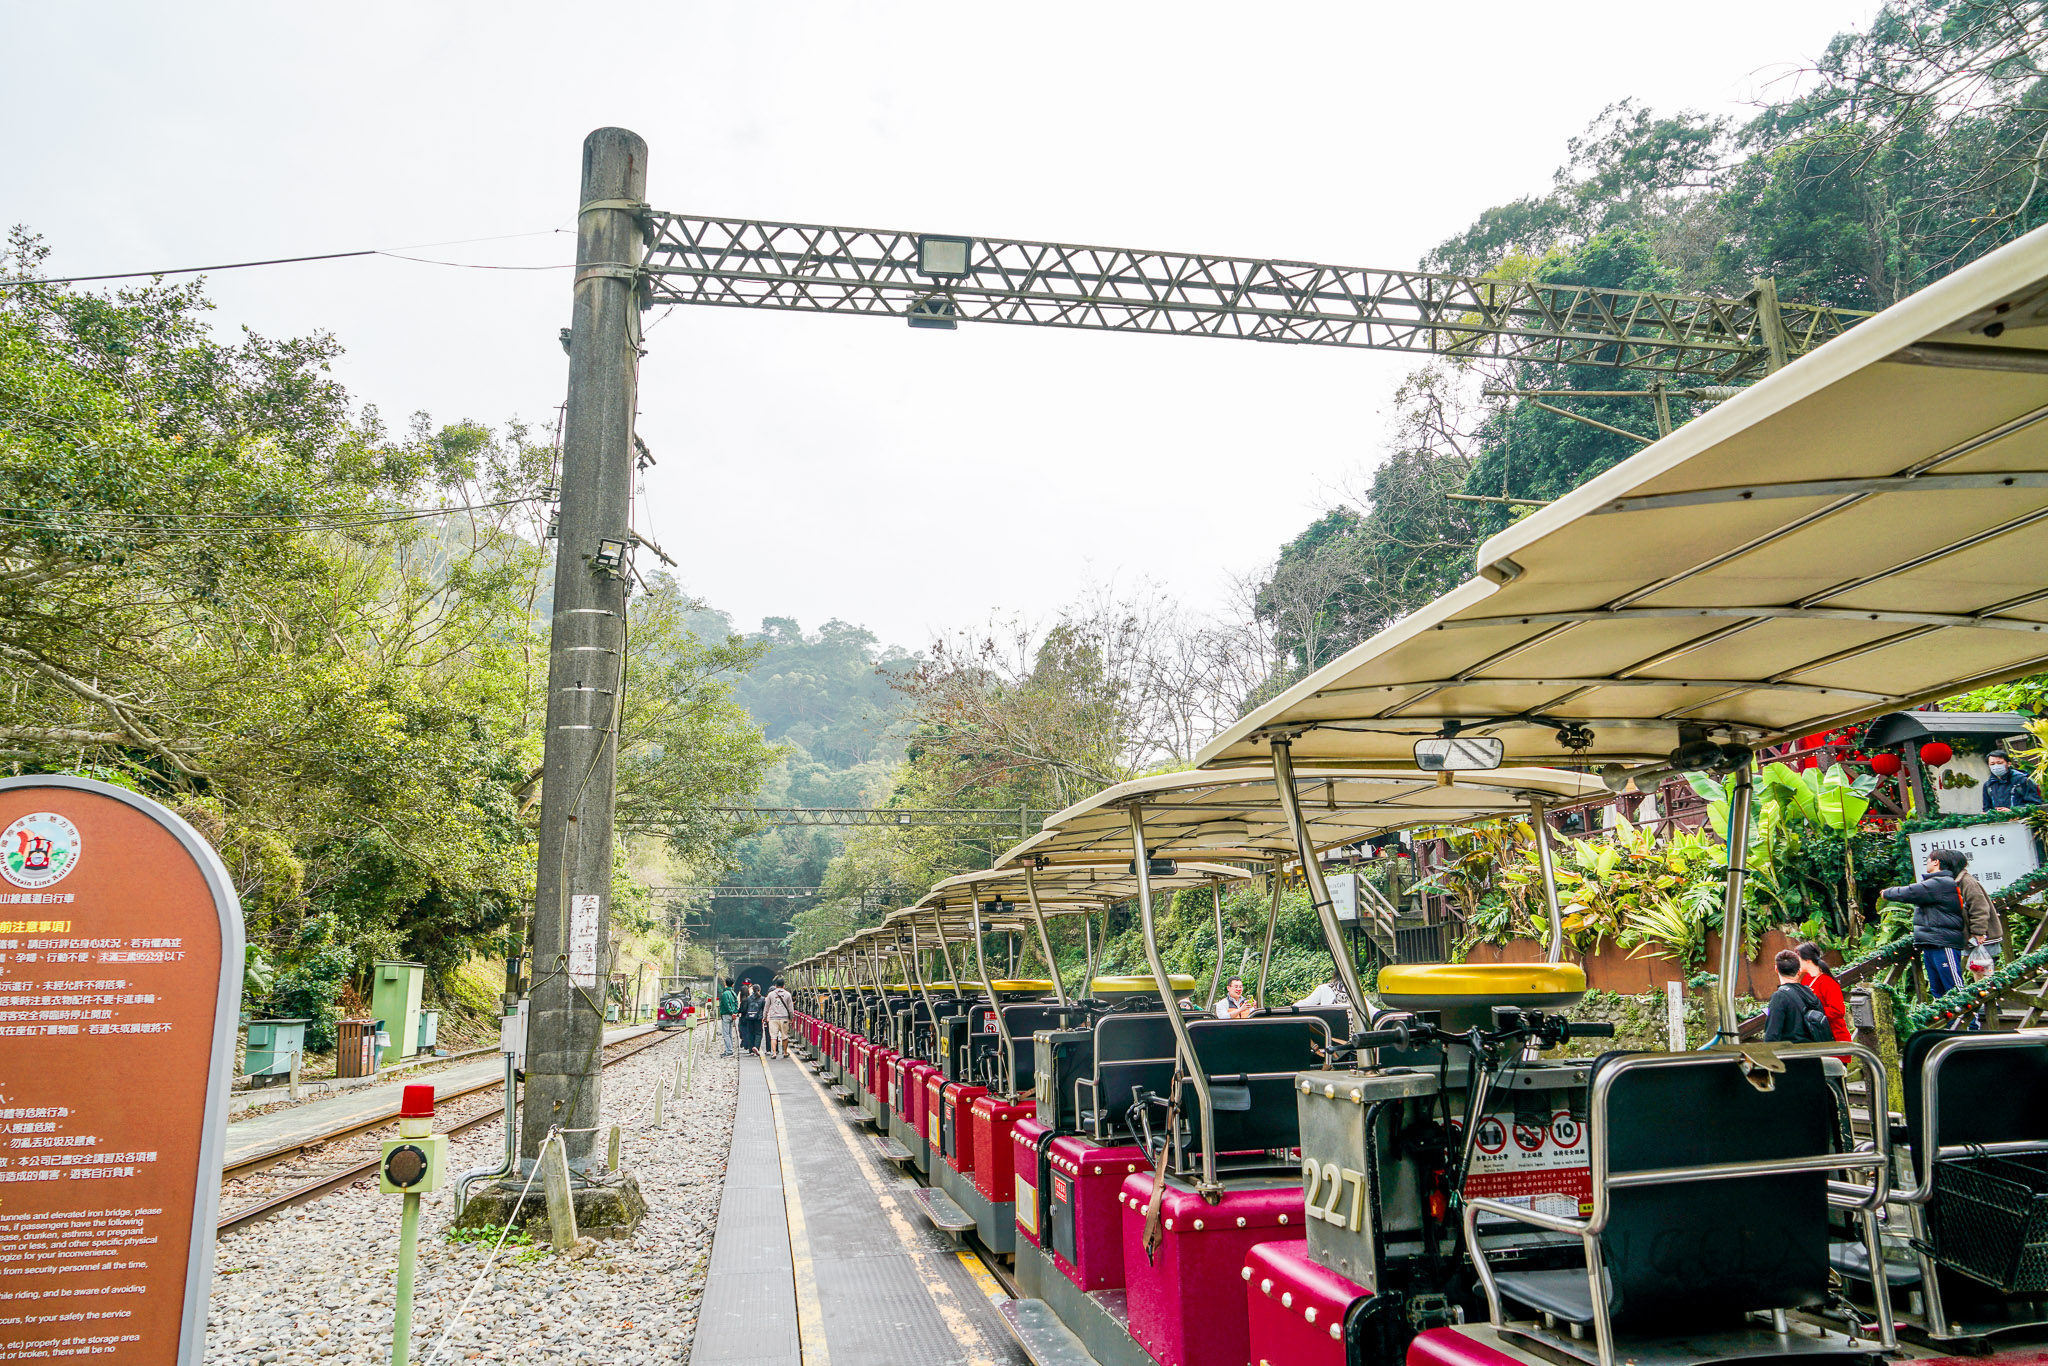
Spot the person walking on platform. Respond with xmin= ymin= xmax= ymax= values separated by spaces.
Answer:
xmin=718 ymin=978 xmax=739 ymax=1056
xmin=1883 ymin=852 xmax=1973 ymax=1015
xmin=739 ymin=981 xmax=766 ymax=1054
xmin=764 ymin=977 xmax=794 ymax=1058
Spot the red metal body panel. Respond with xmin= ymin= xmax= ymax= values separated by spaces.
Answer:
xmin=943 ymin=1081 xmax=987 ymax=1174
xmin=870 ymin=1046 xmax=898 ymax=1104
xmin=904 ymin=1061 xmax=938 ymax=1138
xmin=1407 ymin=1327 xmax=1534 ymax=1366
xmin=924 ymin=1072 xmax=946 ymax=1152
xmin=850 ymin=1039 xmax=871 ymax=1096
xmin=1013 ymin=1118 xmax=1049 ymax=1249
xmin=1047 ymin=1135 xmax=1147 ymax=1291
xmin=1118 ymin=1174 xmax=1305 ymax=1366
xmin=970 ymin=1094 xmax=1036 ymax=1205
xmin=1246 ymin=1239 xmax=1367 ymax=1366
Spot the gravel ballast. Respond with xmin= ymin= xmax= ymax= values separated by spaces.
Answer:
xmin=206 ymin=1027 xmax=740 ymax=1366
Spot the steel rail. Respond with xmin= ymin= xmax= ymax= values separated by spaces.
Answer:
xmin=216 ymin=1031 xmax=676 ymax=1233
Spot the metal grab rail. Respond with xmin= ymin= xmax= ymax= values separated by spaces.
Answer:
xmin=1464 ymin=1043 xmax=1897 ymax=1366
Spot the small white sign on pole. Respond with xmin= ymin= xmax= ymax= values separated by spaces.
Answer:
xmin=568 ymin=894 xmax=602 ymax=985
xmin=1907 ymin=820 xmax=2042 ymax=893
xmin=1327 ymin=872 xmax=1359 ymax=923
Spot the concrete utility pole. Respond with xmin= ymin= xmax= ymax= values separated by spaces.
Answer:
xmin=524 ymin=127 xmax=647 ymax=1172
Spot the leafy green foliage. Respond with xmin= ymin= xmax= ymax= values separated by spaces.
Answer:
xmin=1 ymin=234 xmax=779 ymax=1028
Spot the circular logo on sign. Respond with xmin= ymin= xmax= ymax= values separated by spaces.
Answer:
xmin=1474 ymin=1116 xmax=1507 ymax=1155
xmin=1549 ymin=1111 xmax=1582 ymax=1148
xmin=2 ymin=811 xmax=79 ymax=889
xmin=1513 ymin=1120 xmax=1548 ymax=1152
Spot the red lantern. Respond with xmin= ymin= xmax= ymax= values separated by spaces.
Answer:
xmin=1920 ymin=741 xmax=1954 ymax=767
xmin=1869 ymin=751 xmax=1903 ymax=777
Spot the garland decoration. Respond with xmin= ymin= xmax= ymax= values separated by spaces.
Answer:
xmin=1897 ymin=940 xmax=2048 ymax=1035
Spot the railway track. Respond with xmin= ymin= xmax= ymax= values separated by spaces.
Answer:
xmin=217 ymin=1028 xmax=684 ymax=1234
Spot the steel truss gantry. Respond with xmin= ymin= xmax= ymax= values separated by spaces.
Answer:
xmin=636 ymin=212 xmax=1868 ymax=381
xmin=700 ymin=805 xmax=1051 ymax=830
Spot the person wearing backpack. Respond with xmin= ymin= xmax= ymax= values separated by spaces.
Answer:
xmin=717 ymin=978 xmax=740 ymax=1057
xmin=739 ymin=981 xmax=767 ymax=1055
xmin=1763 ymin=949 xmax=1831 ymax=1044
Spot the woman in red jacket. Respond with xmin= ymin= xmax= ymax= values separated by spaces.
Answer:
xmin=1795 ymin=942 xmax=1852 ymax=1043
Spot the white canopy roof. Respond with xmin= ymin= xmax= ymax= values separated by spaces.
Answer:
xmin=1200 ymin=222 xmax=2048 ymax=772
xmin=997 ymin=766 xmax=1606 ymax=867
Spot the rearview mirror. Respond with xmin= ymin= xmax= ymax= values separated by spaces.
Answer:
xmin=1413 ymin=736 xmax=1504 ymax=772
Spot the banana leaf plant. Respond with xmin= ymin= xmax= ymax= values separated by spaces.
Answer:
xmin=1687 ymin=761 xmax=1878 ymax=933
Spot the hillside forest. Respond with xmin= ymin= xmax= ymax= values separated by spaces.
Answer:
xmin=7 ymin=0 xmax=2048 ymax=1039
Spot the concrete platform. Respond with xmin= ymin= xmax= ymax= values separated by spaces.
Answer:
xmin=223 ymin=1023 xmax=656 ymax=1171
xmin=689 ymin=1054 xmax=1026 ymax=1366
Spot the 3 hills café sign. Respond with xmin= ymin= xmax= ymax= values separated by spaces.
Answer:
xmin=0 ymin=778 xmax=241 ymax=1366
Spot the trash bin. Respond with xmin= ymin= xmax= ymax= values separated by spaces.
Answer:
xmin=336 ymin=1019 xmax=378 ymax=1078
xmin=606 ymin=1003 xmax=621 ymax=1023
xmin=245 ymin=1018 xmax=309 ymax=1081
xmin=416 ymin=1010 xmax=439 ymax=1054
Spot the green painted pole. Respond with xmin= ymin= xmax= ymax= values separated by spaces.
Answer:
xmin=391 ymin=1191 xmax=422 ymax=1366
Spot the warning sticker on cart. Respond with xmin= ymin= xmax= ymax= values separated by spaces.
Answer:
xmin=1462 ymin=1110 xmax=1591 ymax=1219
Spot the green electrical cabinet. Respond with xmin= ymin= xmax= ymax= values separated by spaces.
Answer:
xmin=245 ymin=1018 xmax=308 ymax=1080
xmin=371 ymin=960 xmax=426 ymax=1066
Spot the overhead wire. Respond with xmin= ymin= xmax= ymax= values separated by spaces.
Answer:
xmin=0 ymin=228 xmax=574 ymax=288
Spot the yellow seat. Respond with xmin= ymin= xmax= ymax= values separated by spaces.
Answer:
xmin=987 ymin=978 xmax=1055 ymax=994
xmin=1088 ymin=974 xmax=1198 ymax=995
xmin=1377 ymin=963 xmax=1587 ymax=1018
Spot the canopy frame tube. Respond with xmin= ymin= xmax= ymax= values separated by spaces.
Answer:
xmin=1023 ymin=867 xmax=1067 ymax=1006
xmin=1129 ymin=805 xmax=1218 ymax=1195
xmin=1714 ymin=757 xmax=1755 ymax=1039
xmin=1204 ymin=877 xmax=1227 ymax=1009
xmin=1529 ymin=798 xmax=1565 ymax=965
xmin=1256 ymin=858 xmax=1284 ymax=1008
xmin=1270 ymin=740 xmax=1370 ymax=1036
xmin=969 ymin=893 xmax=1019 ymax=1098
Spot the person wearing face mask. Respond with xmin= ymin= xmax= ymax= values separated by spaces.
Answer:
xmin=1982 ymin=750 xmax=2042 ymax=812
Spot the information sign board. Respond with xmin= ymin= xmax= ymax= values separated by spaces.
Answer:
xmin=0 ymin=777 xmax=242 ymax=1366
xmin=1462 ymin=1109 xmax=1592 ymax=1220
xmin=1907 ymin=819 xmax=2042 ymax=894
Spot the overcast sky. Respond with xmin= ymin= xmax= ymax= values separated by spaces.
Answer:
xmin=3 ymin=2 xmax=1877 ymax=651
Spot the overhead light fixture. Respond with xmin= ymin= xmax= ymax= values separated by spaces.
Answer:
xmin=907 ymin=293 xmax=958 ymax=330
xmin=1127 ymin=858 xmax=1179 ymax=877
xmin=591 ymin=538 xmax=629 ymax=576
xmin=916 ymin=234 xmax=973 ymax=278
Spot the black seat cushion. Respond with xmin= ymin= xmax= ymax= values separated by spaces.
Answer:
xmin=1492 ymin=1268 xmax=1608 ymax=1325
xmin=1828 ymin=1239 xmax=1922 ymax=1288
xmin=1592 ymin=1052 xmax=1837 ymax=1328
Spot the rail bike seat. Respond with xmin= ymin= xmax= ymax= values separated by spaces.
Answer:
xmin=1000 ymin=1002 xmax=1085 ymax=1091
xmin=1091 ymin=1016 xmax=1331 ymax=1155
xmin=1476 ymin=1049 xmax=1879 ymax=1354
xmin=1902 ymin=1028 xmax=2048 ymax=1177
xmin=1885 ymin=1029 xmax=2048 ymax=1299
xmin=1084 ymin=1012 xmax=1180 ymax=1140
xmin=1250 ymin=1003 xmax=1351 ymax=1043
